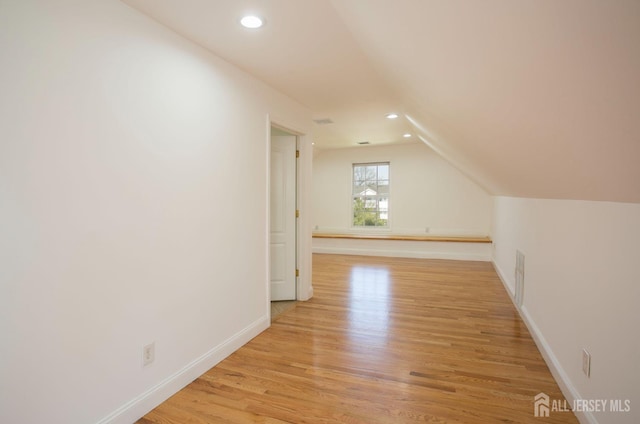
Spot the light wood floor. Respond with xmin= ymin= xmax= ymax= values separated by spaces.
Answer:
xmin=138 ymin=254 xmax=578 ymax=423
xmin=271 ymin=300 xmax=297 ymax=323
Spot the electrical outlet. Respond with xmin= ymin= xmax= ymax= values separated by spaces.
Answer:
xmin=143 ymin=342 xmax=155 ymax=367
xmin=582 ymin=349 xmax=591 ymax=377
xmin=425 ymin=227 xmax=430 ymax=233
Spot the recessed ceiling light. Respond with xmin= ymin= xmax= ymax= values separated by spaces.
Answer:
xmin=386 ymin=113 xmax=399 ymax=119
xmin=403 ymin=133 xmax=412 ymax=138
xmin=240 ymin=15 xmax=264 ymax=29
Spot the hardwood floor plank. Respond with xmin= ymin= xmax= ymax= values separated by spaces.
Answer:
xmin=138 ymin=254 xmax=578 ymax=423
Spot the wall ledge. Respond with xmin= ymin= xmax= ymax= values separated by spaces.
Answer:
xmin=312 ymin=232 xmax=491 ymax=243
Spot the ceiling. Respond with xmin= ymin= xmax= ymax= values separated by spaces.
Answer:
xmin=122 ymin=0 xmax=640 ymax=203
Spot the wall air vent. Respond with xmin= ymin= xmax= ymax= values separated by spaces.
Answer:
xmin=313 ymin=118 xmax=333 ymax=125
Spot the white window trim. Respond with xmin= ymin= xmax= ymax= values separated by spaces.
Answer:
xmin=350 ymin=161 xmax=391 ymax=231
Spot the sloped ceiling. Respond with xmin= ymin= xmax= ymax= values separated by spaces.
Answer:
xmin=122 ymin=0 xmax=640 ymax=203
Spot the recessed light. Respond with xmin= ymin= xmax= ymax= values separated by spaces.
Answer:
xmin=240 ymin=15 xmax=264 ymax=29
xmin=403 ymin=133 xmax=412 ymax=138
xmin=386 ymin=113 xmax=399 ymax=119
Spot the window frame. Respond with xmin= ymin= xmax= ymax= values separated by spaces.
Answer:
xmin=350 ymin=161 xmax=391 ymax=229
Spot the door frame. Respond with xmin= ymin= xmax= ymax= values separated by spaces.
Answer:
xmin=266 ymin=115 xmax=313 ymax=314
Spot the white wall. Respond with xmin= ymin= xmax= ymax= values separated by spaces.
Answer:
xmin=313 ymin=142 xmax=492 ymax=236
xmin=492 ymin=197 xmax=640 ymax=424
xmin=0 ymin=1 xmax=311 ymax=423
xmin=312 ymin=142 xmax=493 ymax=260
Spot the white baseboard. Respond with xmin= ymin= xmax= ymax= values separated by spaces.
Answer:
xmin=313 ymin=246 xmax=490 ymax=261
xmin=492 ymin=259 xmax=514 ymax=296
xmin=97 ymin=315 xmax=270 ymax=424
xmin=492 ymin=261 xmax=597 ymax=424
xmin=307 ymin=285 xmax=314 ymax=300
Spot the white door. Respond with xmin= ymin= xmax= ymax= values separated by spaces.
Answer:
xmin=270 ymin=135 xmax=297 ymax=300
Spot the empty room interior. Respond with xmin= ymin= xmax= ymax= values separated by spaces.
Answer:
xmin=1 ymin=1 xmax=638 ymax=424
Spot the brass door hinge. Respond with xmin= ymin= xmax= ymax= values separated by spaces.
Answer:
xmin=296 ymin=149 xmax=300 ymax=158
xmin=295 ymin=209 xmax=300 ymax=218
xmin=295 ymin=269 xmax=300 ymax=277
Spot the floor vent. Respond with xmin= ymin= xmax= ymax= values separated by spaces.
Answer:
xmin=515 ymin=250 xmax=525 ymax=306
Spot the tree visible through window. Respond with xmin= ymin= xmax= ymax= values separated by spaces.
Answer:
xmin=352 ymin=162 xmax=389 ymax=227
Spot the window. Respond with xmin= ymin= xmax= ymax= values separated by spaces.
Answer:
xmin=352 ymin=162 xmax=389 ymax=227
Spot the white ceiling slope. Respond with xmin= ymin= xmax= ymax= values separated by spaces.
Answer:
xmin=123 ymin=0 xmax=640 ymax=203
xmin=331 ymin=0 xmax=640 ymax=202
